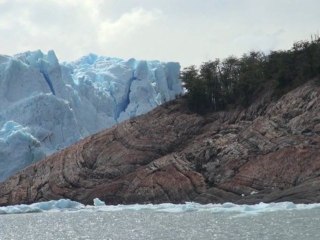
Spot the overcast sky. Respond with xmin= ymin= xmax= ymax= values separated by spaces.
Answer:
xmin=0 ymin=0 xmax=319 ymax=67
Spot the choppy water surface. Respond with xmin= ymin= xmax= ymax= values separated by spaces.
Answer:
xmin=1 ymin=201 xmax=320 ymax=240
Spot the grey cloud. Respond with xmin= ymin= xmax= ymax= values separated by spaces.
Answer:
xmin=0 ymin=0 xmax=319 ymax=67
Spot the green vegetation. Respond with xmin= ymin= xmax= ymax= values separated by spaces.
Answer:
xmin=181 ymin=35 xmax=320 ymax=113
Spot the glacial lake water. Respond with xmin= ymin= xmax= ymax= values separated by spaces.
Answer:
xmin=1 ymin=200 xmax=320 ymax=239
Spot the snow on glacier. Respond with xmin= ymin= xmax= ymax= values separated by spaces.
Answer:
xmin=0 ymin=50 xmax=182 ymax=181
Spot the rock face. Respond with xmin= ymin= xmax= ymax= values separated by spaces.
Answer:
xmin=1 ymin=81 xmax=320 ymax=206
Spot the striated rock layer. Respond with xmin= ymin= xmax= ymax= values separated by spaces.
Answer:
xmin=1 ymin=81 xmax=320 ymax=206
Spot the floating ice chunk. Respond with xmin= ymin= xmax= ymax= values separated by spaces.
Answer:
xmin=2 ymin=199 xmax=320 ymax=216
xmin=35 ymin=199 xmax=85 ymax=211
xmin=93 ymin=198 xmax=106 ymax=207
xmin=0 ymin=199 xmax=84 ymax=214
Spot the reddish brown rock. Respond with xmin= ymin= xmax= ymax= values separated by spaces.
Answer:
xmin=1 ymin=81 xmax=320 ymax=206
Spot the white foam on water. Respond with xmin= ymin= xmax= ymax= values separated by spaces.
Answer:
xmin=1 ymin=199 xmax=320 ymax=215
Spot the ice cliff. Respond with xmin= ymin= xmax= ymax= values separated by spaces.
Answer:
xmin=0 ymin=50 xmax=182 ymax=181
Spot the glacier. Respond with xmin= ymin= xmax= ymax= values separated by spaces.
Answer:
xmin=0 ymin=50 xmax=182 ymax=181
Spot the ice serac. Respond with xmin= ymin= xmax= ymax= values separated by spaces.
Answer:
xmin=65 ymin=54 xmax=182 ymax=126
xmin=0 ymin=50 xmax=182 ymax=181
xmin=1 ymin=81 xmax=320 ymax=206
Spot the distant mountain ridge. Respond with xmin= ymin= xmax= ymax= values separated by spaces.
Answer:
xmin=0 ymin=50 xmax=182 ymax=181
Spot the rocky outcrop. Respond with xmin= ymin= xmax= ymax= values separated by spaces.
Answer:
xmin=1 ymin=81 xmax=320 ymax=206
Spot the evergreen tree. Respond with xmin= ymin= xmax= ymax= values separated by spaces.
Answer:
xmin=181 ymin=66 xmax=209 ymax=113
xmin=181 ymin=35 xmax=320 ymax=113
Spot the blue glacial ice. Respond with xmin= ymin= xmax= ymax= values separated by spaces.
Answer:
xmin=0 ymin=121 xmax=45 ymax=181
xmin=0 ymin=50 xmax=182 ymax=181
